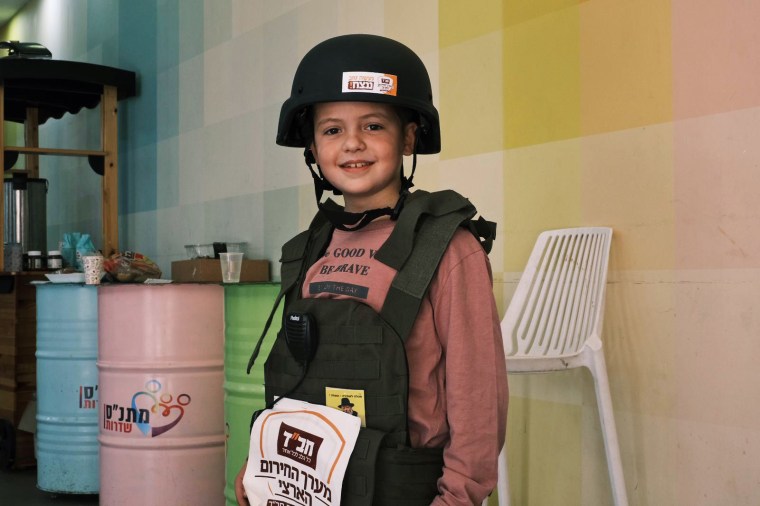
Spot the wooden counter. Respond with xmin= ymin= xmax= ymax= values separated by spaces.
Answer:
xmin=0 ymin=271 xmax=46 ymax=469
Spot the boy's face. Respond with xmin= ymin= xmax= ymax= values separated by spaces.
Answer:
xmin=311 ymin=101 xmax=416 ymax=213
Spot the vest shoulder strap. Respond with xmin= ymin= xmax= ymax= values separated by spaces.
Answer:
xmin=278 ymin=229 xmax=311 ymax=292
xmin=374 ymin=189 xmax=474 ymax=269
xmin=376 ymin=189 xmax=485 ymax=340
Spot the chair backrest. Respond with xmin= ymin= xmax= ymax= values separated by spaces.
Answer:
xmin=502 ymin=227 xmax=613 ymax=357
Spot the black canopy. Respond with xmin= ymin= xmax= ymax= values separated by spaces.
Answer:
xmin=0 ymin=58 xmax=136 ymax=124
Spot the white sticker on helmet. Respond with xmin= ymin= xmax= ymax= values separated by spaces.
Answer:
xmin=342 ymin=71 xmax=397 ymax=96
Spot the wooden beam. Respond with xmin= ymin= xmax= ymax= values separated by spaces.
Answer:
xmin=4 ymin=146 xmax=106 ymax=158
xmin=0 ymin=81 xmax=5 ymax=270
xmin=24 ymin=107 xmax=39 ymax=177
xmin=101 ymin=85 xmax=118 ymax=257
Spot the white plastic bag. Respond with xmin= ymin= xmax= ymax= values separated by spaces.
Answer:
xmin=243 ymin=398 xmax=361 ymax=506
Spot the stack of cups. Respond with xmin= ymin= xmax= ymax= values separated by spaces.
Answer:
xmin=82 ymin=254 xmax=105 ymax=285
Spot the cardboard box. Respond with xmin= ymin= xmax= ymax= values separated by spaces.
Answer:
xmin=18 ymin=400 xmax=36 ymax=434
xmin=171 ymin=258 xmax=270 ymax=283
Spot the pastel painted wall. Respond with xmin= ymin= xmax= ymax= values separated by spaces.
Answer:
xmin=3 ymin=1 xmax=760 ymax=505
xmin=437 ymin=1 xmax=760 ymax=505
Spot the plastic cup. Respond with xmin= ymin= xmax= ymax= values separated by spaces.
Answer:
xmin=219 ymin=252 xmax=243 ymax=283
xmin=82 ymin=255 xmax=104 ymax=285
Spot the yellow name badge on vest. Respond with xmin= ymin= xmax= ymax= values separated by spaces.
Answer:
xmin=243 ymin=398 xmax=361 ymax=506
xmin=325 ymin=387 xmax=366 ymax=427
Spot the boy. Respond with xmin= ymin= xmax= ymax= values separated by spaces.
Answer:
xmin=236 ymin=34 xmax=507 ymax=505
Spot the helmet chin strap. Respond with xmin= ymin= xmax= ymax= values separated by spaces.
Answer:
xmin=303 ymin=148 xmax=412 ymax=231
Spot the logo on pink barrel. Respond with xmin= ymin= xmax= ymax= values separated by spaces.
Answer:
xmin=102 ymin=379 xmax=192 ymax=437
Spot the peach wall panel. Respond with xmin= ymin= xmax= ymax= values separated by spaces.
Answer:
xmin=580 ymin=123 xmax=675 ymax=271
xmin=672 ymin=269 xmax=760 ymax=430
xmin=674 ymin=418 xmax=760 ymax=505
xmin=674 ymin=107 xmax=760 ymax=269
xmin=579 ymin=0 xmax=672 ymax=136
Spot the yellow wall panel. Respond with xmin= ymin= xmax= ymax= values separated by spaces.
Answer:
xmin=502 ymin=138 xmax=582 ymax=271
xmin=439 ymin=31 xmax=504 ymax=159
xmin=507 ymin=394 xmax=583 ymax=506
xmin=504 ymin=7 xmax=581 ymax=148
xmin=504 ymin=0 xmax=585 ymax=27
xmin=438 ymin=0 xmax=503 ymax=48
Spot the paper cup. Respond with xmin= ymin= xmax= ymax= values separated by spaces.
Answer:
xmin=82 ymin=255 xmax=104 ymax=285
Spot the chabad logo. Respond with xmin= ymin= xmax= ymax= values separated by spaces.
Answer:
xmin=276 ymin=422 xmax=324 ymax=470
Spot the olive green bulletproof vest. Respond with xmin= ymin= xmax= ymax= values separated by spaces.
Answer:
xmin=248 ymin=190 xmax=496 ymax=505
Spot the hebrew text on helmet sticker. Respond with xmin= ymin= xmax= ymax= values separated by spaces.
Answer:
xmin=342 ymin=71 xmax=397 ymax=96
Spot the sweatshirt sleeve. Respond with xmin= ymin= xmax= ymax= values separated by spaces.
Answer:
xmin=429 ymin=233 xmax=509 ymax=506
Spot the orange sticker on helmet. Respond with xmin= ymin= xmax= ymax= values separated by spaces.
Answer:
xmin=342 ymin=72 xmax=397 ymax=96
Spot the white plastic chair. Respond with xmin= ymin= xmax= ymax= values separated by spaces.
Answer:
xmin=494 ymin=227 xmax=628 ymax=506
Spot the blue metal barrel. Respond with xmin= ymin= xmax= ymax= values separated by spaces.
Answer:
xmin=35 ymin=284 xmax=99 ymax=493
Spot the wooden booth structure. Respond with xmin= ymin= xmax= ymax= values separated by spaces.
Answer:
xmin=0 ymin=53 xmax=136 ymax=469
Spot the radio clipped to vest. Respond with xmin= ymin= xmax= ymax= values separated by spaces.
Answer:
xmin=284 ymin=311 xmax=319 ymax=364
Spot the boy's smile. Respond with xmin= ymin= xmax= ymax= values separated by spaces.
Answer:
xmin=341 ymin=161 xmax=372 ymax=169
xmin=311 ymin=101 xmax=416 ymax=213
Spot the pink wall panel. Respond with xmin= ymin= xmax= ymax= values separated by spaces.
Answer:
xmin=672 ymin=0 xmax=760 ymax=120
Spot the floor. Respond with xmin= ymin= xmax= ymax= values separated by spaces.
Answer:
xmin=0 ymin=467 xmax=99 ymax=506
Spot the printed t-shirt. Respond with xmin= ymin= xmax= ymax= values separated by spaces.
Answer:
xmin=302 ymin=217 xmax=508 ymax=505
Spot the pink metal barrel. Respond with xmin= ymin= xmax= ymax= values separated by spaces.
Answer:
xmin=97 ymin=284 xmax=225 ymax=505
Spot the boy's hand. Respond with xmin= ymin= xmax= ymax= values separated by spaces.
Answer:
xmin=234 ymin=459 xmax=250 ymax=506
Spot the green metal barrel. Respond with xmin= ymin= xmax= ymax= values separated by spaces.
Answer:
xmin=223 ymin=283 xmax=281 ymax=506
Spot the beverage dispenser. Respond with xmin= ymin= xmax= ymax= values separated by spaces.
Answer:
xmin=4 ymin=173 xmax=47 ymax=270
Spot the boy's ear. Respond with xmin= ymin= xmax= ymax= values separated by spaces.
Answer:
xmin=402 ymin=123 xmax=417 ymax=156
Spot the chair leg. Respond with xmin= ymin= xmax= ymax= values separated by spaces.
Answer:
xmin=590 ymin=348 xmax=629 ymax=506
xmin=481 ymin=444 xmax=509 ymax=506
xmin=497 ymin=444 xmax=510 ymax=506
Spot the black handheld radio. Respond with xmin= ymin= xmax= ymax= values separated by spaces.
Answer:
xmin=251 ymin=311 xmax=319 ymax=430
xmin=284 ymin=312 xmax=318 ymax=364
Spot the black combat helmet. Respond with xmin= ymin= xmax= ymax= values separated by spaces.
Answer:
xmin=278 ymin=34 xmax=439 ymax=230
xmin=277 ymin=34 xmax=440 ymax=154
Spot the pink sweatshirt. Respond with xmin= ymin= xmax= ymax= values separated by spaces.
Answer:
xmin=302 ymin=218 xmax=508 ymax=505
